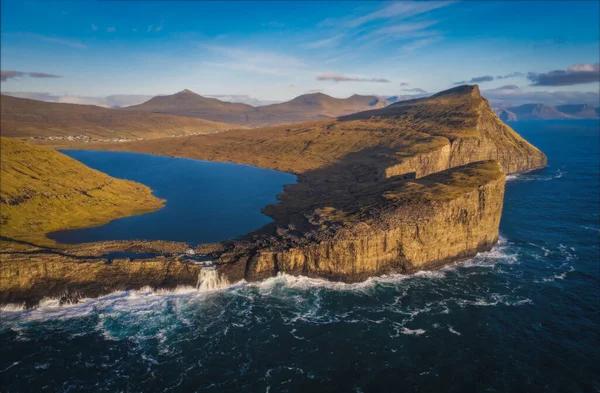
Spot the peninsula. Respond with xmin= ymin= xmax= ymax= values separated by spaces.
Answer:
xmin=0 ymin=85 xmax=547 ymax=304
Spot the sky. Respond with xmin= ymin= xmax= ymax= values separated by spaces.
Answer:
xmin=1 ymin=0 xmax=599 ymax=107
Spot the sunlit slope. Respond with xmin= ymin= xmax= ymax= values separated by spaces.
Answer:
xmin=0 ymin=137 xmax=164 ymax=243
xmin=0 ymin=95 xmax=237 ymax=139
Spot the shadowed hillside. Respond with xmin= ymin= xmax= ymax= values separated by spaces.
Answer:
xmin=0 ymin=95 xmax=237 ymax=140
xmin=123 ymin=89 xmax=390 ymax=126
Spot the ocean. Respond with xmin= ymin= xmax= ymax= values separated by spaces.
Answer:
xmin=1 ymin=120 xmax=598 ymax=392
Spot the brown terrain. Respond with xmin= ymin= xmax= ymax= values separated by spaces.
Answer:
xmin=0 ymin=94 xmax=237 ymax=140
xmin=0 ymin=85 xmax=547 ymax=306
xmin=122 ymin=89 xmax=390 ymax=126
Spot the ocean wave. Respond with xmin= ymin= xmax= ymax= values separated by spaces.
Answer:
xmin=506 ymin=168 xmax=565 ymax=182
xmin=0 ymin=237 xmax=522 ymax=322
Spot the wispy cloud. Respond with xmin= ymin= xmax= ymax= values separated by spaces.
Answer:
xmin=322 ymin=1 xmax=453 ymax=28
xmin=1 ymin=70 xmax=61 ymax=82
xmin=399 ymin=82 xmax=410 ymax=87
xmin=402 ymin=36 xmax=443 ymax=52
xmin=91 ymin=24 xmax=98 ymax=31
xmin=497 ymin=72 xmax=524 ymax=79
xmin=527 ymin=63 xmax=600 ymax=86
xmin=317 ymin=72 xmax=390 ymax=83
xmin=454 ymin=75 xmax=495 ymax=85
xmin=14 ymin=32 xmax=86 ymax=49
xmin=304 ymin=34 xmax=344 ymax=49
xmin=401 ymin=88 xmax=427 ymax=94
xmin=107 ymin=26 xmax=116 ymax=33
xmin=202 ymin=45 xmax=306 ymax=76
xmin=147 ymin=24 xmax=163 ymax=33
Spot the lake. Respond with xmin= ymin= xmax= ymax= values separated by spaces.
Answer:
xmin=48 ymin=151 xmax=297 ymax=245
xmin=2 ymin=120 xmax=599 ymax=392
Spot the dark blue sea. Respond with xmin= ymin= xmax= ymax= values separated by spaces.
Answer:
xmin=1 ymin=120 xmax=599 ymax=392
xmin=48 ymin=151 xmax=296 ymax=245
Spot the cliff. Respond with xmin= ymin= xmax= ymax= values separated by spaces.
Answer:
xmin=0 ymin=85 xmax=547 ymax=303
xmin=212 ymin=161 xmax=505 ymax=283
xmin=0 ymin=137 xmax=164 ymax=244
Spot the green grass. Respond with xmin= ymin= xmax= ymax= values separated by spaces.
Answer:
xmin=0 ymin=137 xmax=164 ymax=245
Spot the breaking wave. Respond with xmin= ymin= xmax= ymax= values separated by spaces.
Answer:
xmin=506 ymin=168 xmax=565 ymax=182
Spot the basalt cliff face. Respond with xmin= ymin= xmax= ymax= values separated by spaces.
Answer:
xmin=0 ymin=85 xmax=547 ymax=304
xmin=213 ymin=161 xmax=506 ymax=283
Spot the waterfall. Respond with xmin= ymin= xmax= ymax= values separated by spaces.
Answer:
xmin=196 ymin=268 xmax=230 ymax=292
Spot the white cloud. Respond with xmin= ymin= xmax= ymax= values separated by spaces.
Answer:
xmin=201 ymin=45 xmax=307 ymax=77
xmin=304 ymin=34 xmax=344 ymax=49
xmin=401 ymin=36 xmax=443 ymax=52
xmin=14 ymin=32 xmax=86 ymax=49
xmin=107 ymin=26 xmax=116 ymax=33
xmin=91 ymin=24 xmax=98 ymax=31
xmin=324 ymin=1 xmax=452 ymax=28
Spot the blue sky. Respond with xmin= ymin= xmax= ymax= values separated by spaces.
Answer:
xmin=1 ymin=0 xmax=599 ymax=105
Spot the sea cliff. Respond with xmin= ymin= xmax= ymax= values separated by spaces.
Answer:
xmin=0 ymin=85 xmax=547 ymax=304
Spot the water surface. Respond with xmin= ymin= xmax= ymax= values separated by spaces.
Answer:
xmin=2 ymin=120 xmax=599 ymax=392
xmin=48 ymin=151 xmax=296 ymax=245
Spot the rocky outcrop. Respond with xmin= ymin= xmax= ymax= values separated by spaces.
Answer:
xmin=0 ymin=254 xmax=202 ymax=307
xmin=210 ymin=161 xmax=505 ymax=283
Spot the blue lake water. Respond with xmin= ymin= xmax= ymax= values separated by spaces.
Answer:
xmin=1 ymin=120 xmax=599 ymax=392
xmin=47 ymin=151 xmax=297 ymax=245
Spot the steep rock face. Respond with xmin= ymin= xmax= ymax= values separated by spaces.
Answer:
xmin=447 ymin=100 xmax=547 ymax=174
xmin=214 ymin=161 xmax=505 ymax=283
xmin=0 ymin=255 xmax=201 ymax=306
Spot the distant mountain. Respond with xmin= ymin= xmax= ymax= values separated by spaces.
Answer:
xmin=495 ymin=103 xmax=600 ymax=120
xmin=0 ymin=95 xmax=237 ymax=139
xmin=499 ymin=109 xmax=517 ymax=121
xmin=123 ymin=89 xmax=390 ymax=127
xmin=555 ymin=104 xmax=600 ymax=119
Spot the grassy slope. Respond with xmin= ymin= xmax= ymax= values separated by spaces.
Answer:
xmin=80 ymin=85 xmax=540 ymax=174
xmin=0 ymin=137 xmax=164 ymax=244
xmin=0 ymin=95 xmax=238 ymax=139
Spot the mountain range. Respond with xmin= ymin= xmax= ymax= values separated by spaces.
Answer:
xmin=0 ymin=95 xmax=236 ymax=140
xmin=123 ymin=89 xmax=390 ymax=127
xmin=497 ymin=103 xmax=599 ymax=121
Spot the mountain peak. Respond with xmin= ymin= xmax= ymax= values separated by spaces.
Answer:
xmin=177 ymin=89 xmax=197 ymax=95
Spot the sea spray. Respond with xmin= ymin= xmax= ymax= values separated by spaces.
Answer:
xmin=196 ymin=268 xmax=231 ymax=291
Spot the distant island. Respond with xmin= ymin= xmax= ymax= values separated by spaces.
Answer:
xmin=496 ymin=103 xmax=600 ymax=121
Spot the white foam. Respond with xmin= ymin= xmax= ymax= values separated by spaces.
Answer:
xmin=196 ymin=268 xmax=231 ymax=292
xmin=448 ymin=326 xmax=462 ymax=336
xmin=506 ymin=169 xmax=564 ymax=183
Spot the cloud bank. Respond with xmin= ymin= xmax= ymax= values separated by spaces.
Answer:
xmin=527 ymin=63 xmax=600 ymax=86
xmin=1 ymin=70 xmax=61 ymax=82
